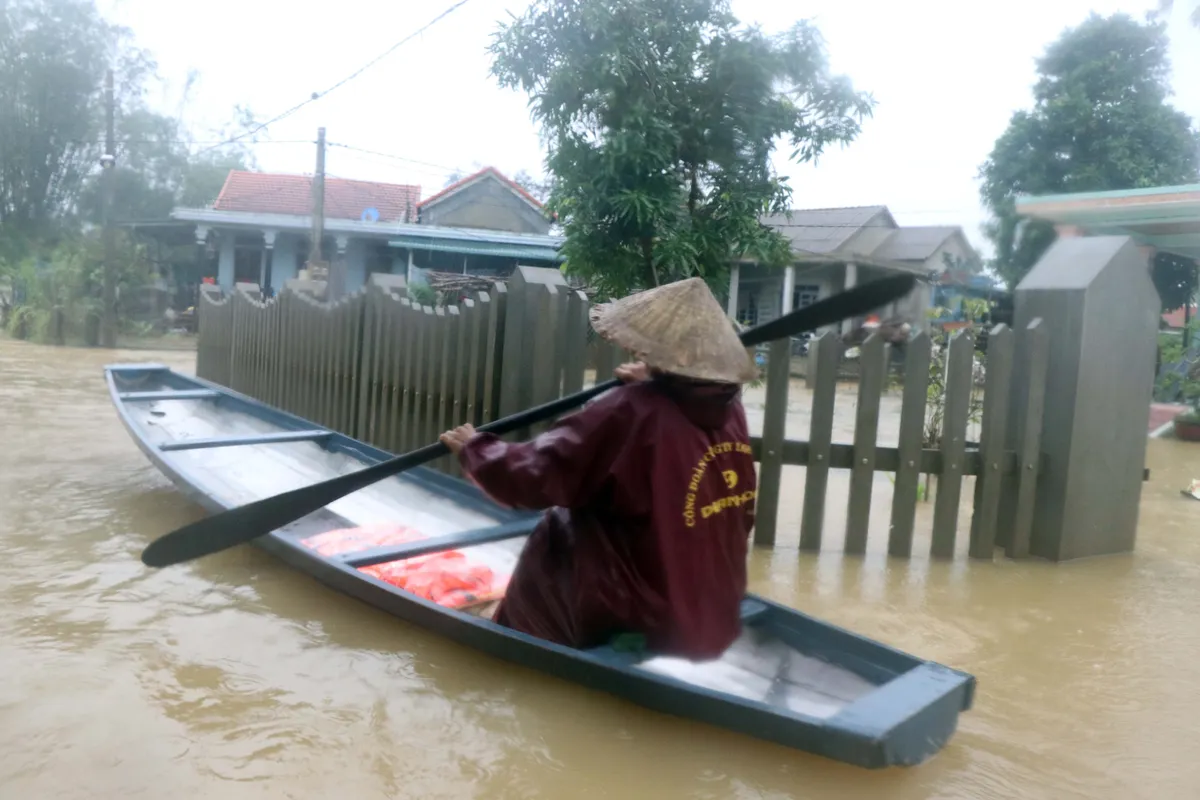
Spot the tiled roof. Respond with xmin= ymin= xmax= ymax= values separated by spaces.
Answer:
xmin=418 ymin=166 xmax=544 ymax=210
xmin=761 ymin=206 xmax=893 ymax=254
xmin=212 ymin=170 xmax=421 ymax=223
xmin=872 ymin=226 xmax=960 ymax=261
xmin=1163 ymin=304 xmax=1198 ymax=329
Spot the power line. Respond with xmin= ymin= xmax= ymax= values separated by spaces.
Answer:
xmin=196 ymin=0 xmax=472 ymax=155
xmin=328 ymin=142 xmax=464 ymax=174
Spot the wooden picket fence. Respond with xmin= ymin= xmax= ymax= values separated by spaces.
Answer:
xmin=196 ymin=268 xmax=1052 ymax=561
xmin=751 ymin=321 xmax=1050 ymax=559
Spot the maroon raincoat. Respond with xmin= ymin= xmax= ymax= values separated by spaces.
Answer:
xmin=457 ymin=377 xmax=757 ymax=660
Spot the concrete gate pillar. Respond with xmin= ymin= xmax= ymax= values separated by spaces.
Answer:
xmin=1001 ymin=236 xmax=1159 ymax=560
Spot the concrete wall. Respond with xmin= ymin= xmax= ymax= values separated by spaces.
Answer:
xmin=272 ymin=234 xmax=300 ymax=288
xmin=217 ymin=235 xmax=234 ymax=290
xmin=420 ymin=178 xmax=550 ymax=234
xmin=925 ymin=235 xmax=978 ymax=274
xmin=344 ymin=238 xmax=368 ymax=293
xmin=735 ymin=263 xmax=842 ymax=332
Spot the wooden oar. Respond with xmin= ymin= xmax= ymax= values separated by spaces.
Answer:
xmin=140 ymin=274 xmax=917 ymax=568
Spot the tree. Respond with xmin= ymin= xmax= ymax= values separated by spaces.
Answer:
xmin=489 ymin=0 xmax=874 ymax=298
xmin=0 ymin=0 xmax=261 ymax=341
xmin=512 ymin=169 xmax=553 ymax=204
xmin=1156 ymin=0 xmax=1200 ymax=27
xmin=0 ymin=0 xmax=136 ymax=257
xmin=979 ymin=13 xmax=1200 ymax=302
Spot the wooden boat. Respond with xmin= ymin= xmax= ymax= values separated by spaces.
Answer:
xmin=105 ymin=362 xmax=975 ymax=769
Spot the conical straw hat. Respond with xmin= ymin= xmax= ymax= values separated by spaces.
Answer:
xmin=590 ymin=277 xmax=758 ymax=384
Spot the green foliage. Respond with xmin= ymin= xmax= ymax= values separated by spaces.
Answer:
xmin=0 ymin=0 xmax=260 ymax=340
xmin=1155 ymin=0 xmax=1200 ymax=27
xmin=979 ymin=13 xmax=1200 ymax=291
xmin=921 ymin=308 xmax=987 ymax=451
xmin=3 ymin=229 xmax=155 ymax=343
xmin=488 ymin=0 xmax=874 ymax=298
xmin=76 ymin=106 xmax=259 ymax=224
xmin=407 ymin=283 xmax=437 ymax=307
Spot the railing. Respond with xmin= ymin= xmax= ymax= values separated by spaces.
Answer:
xmin=197 ymin=269 xmax=1053 ymax=561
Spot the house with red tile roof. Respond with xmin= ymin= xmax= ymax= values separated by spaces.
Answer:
xmin=1162 ymin=304 xmax=1197 ymax=330
xmin=167 ymin=168 xmax=561 ymax=295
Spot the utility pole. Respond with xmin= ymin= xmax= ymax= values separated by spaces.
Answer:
xmin=306 ymin=127 xmax=329 ymax=290
xmin=100 ymin=69 xmax=117 ymax=348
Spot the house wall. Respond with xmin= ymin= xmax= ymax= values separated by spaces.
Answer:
xmin=733 ymin=261 xmax=936 ymax=335
xmin=344 ymin=238 xmax=369 ymax=293
xmin=924 ymin=235 xmax=977 ymax=274
xmin=734 ymin=263 xmax=842 ymax=333
xmin=217 ymin=235 xmax=235 ymax=289
xmin=420 ymin=179 xmax=550 ymax=234
xmin=273 ymin=234 xmax=300 ymax=287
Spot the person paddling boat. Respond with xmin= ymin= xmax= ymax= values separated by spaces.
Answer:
xmin=439 ymin=277 xmax=759 ymax=660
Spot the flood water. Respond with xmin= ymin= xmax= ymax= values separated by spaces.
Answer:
xmin=3 ymin=337 xmax=1200 ymax=799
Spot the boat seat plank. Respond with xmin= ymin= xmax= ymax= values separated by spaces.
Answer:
xmin=339 ymin=519 xmax=538 ymax=568
xmin=158 ymin=429 xmax=332 ymax=452
xmin=583 ymin=600 xmax=771 ymax=665
xmin=740 ymin=598 xmax=769 ymax=625
xmin=120 ymin=389 xmax=221 ymax=402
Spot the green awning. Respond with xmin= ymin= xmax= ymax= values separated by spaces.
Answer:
xmin=388 ymin=235 xmax=564 ymax=262
xmin=1016 ymin=184 xmax=1200 ymax=260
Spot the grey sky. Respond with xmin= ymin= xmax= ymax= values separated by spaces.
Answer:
xmin=101 ymin=0 xmax=1200 ymax=256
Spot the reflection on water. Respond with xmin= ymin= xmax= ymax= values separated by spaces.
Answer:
xmin=3 ymin=337 xmax=1200 ymax=798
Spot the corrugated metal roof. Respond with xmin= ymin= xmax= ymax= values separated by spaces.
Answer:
xmin=389 ymin=234 xmax=563 ymax=262
xmin=762 ymin=206 xmax=891 ymax=253
xmin=872 ymin=227 xmax=960 ymax=261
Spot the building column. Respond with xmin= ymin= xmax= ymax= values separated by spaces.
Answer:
xmin=842 ymin=261 xmax=858 ymax=335
xmin=328 ymin=234 xmax=349 ymax=300
xmin=261 ymin=230 xmax=277 ymax=294
xmin=193 ymin=226 xmax=210 ymax=306
xmin=727 ymin=263 xmax=740 ymax=319
xmin=781 ymin=264 xmax=795 ymax=316
xmin=217 ymin=233 xmax=235 ymax=291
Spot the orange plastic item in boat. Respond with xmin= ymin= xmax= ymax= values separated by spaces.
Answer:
xmin=300 ymin=523 xmax=508 ymax=610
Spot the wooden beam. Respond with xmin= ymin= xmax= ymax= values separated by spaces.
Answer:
xmin=748 ymin=437 xmax=1020 ymax=476
xmin=339 ymin=519 xmax=538 ymax=568
xmin=120 ymin=389 xmax=220 ymax=401
xmin=159 ymin=429 xmax=331 ymax=452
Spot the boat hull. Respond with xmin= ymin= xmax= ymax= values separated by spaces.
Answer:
xmin=105 ymin=363 xmax=975 ymax=769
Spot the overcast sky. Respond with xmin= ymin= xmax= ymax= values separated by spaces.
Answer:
xmin=99 ymin=0 xmax=1200 ymax=256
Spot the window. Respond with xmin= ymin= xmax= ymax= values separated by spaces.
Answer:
xmin=793 ymin=284 xmax=820 ymax=310
xmin=737 ymin=291 xmax=759 ymax=327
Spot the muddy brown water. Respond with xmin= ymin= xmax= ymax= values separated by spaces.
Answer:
xmin=3 ymin=337 xmax=1200 ymax=799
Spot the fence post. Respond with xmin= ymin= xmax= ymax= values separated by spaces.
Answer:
xmin=888 ymin=331 xmax=931 ymax=557
xmin=1004 ymin=319 xmax=1049 ymax=559
xmin=1004 ymin=236 xmax=1159 ymax=560
xmin=562 ymin=290 xmax=590 ymax=396
xmin=482 ymin=283 xmax=507 ymax=424
xmin=968 ymin=324 xmax=1014 ymax=558
xmin=930 ymin=329 xmax=974 ymax=558
xmin=754 ymin=335 xmax=791 ymax=547
xmin=800 ymin=332 xmax=842 ymax=551
xmin=845 ymin=333 xmax=886 ymax=554
xmin=499 ymin=266 xmax=570 ymax=429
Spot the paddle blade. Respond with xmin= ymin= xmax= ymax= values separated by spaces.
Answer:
xmin=140 ymin=441 xmax=444 ymax=567
xmin=739 ymin=274 xmax=917 ymax=348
